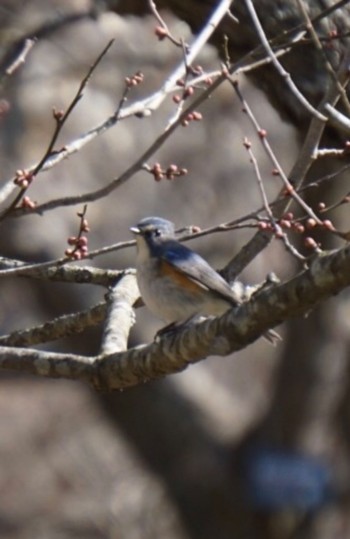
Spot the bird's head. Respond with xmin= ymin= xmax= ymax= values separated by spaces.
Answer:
xmin=130 ymin=217 xmax=175 ymax=258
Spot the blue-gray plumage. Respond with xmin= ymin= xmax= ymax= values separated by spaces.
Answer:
xmin=130 ymin=217 xmax=241 ymax=325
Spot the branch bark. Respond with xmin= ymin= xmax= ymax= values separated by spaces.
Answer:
xmin=1 ymin=244 xmax=350 ymax=389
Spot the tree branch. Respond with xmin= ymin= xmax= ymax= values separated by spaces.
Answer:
xmin=0 ymin=256 xmax=125 ymax=285
xmin=1 ymin=243 xmax=350 ymax=389
xmin=0 ymin=302 xmax=107 ymax=347
xmin=100 ymin=274 xmax=139 ymax=355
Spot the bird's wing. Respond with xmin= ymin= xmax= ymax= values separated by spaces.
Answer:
xmin=160 ymin=240 xmax=240 ymax=305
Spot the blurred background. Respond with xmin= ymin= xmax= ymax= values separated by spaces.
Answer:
xmin=0 ymin=1 xmax=350 ymax=538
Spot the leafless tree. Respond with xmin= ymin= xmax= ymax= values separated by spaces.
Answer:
xmin=1 ymin=1 xmax=350 ymax=537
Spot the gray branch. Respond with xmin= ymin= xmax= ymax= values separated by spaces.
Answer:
xmin=100 ymin=274 xmax=139 ymax=355
xmin=0 ymin=256 xmax=125 ymax=286
xmin=0 ymin=243 xmax=350 ymax=389
xmin=0 ymin=302 xmax=108 ymax=347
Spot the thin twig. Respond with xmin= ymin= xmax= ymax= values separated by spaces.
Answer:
xmin=0 ymin=11 xmax=303 ymax=214
xmin=315 ymin=148 xmax=349 ymax=158
xmin=0 ymin=10 xmax=94 ymax=81
xmin=244 ymin=0 xmax=327 ymax=122
xmin=244 ymin=140 xmax=306 ymax=261
xmin=230 ymin=78 xmax=323 ymax=225
xmin=0 ymin=0 xmax=344 ymax=211
xmin=224 ymin=43 xmax=350 ymax=280
xmin=9 ymin=83 xmax=223 ymax=217
xmin=0 ymin=1 xmax=234 ymax=214
xmin=140 ymin=0 xmax=234 ymax=116
xmin=148 ymin=0 xmax=187 ymax=48
xmin=0 ymin=240 xmax=136 ymax=278
xmin=0 ymin=39 xmax=115 ymax=220
xmin=296 ymin=0 xmax=350 ymax=116
xmin=4 ymin=38 xmax=36 ymax=76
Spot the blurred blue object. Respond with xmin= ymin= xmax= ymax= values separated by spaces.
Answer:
xmin=243 ymin=444 xmax=333 ymax=511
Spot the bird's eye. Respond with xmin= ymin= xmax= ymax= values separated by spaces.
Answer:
xmin=154 ymin=228 xmax=161 ymax=237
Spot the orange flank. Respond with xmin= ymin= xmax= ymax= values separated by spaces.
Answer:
xmin=160 ymin=260 xmax=204 ymax=293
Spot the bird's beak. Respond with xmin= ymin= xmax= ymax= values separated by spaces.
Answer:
xmin=130 ymin=226 xmax=141 ymax=235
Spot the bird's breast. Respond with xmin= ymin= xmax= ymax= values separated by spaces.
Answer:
xmin=136 ymin=258 xmax=232 ymax=323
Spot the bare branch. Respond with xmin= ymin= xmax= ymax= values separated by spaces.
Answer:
xmin=100 ymin=274 xmax=139 ymax=355
xmin=243 ymin=138 xmax=306 ymax=261
xmin=1 ymin=243 xmax=350 ymax=389
xmin=244 ymin=0 xmax=328 ymax=122
xmin=296 ymin=0 xmax=350 ymax=116
xmin=0 ymin=240 xmax=135 ymax=278
xmin=139 ymin=0 xmax=234 ymax=115
xmin=0 ymin=9 xmax=94 ymax=80
xmin=9 ymin=91 xmax=212 ymax=217
xmin=0 ymin=0 xmax=234 ymax=214
xmin=0 ymin=40 xmax=115 ymax=219
xmin=4 ymin=38 xmax=36 ymax=76
xmin=324 ymin=103 xmax=350 ymax=134
xmin=0 ymin=255 xmax=125 ymax=285
xmin=0 ymin=302 xmax=107 ymax=347
xmin=230 ymin=78 xmax=322 ymax=224
xmin=148 ymin=0 xmax=188 ymax=48
xmin=223 ymin=42 xmax=350 ymax=280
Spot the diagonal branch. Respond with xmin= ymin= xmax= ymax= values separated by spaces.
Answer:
xmin=243 ymin=0 xmax=327 ymax=122
xmin=223 ymin=41 xmax=350 ymax=280
xmin=0 ymin=39 xmax=115 ymax=218
xmin=0 ymin=0 xmax=233 ymax=212
xmin=0 ymin=301 xmax=107 ymax=347
xmin=1 ymin=243 xmax=350 ymax=389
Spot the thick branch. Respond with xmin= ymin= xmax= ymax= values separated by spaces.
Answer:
xmin=0 ymin=244 xmax=350 ymax=389
xmin=0 ymin=256 xmax=124 ymax=285
xmin=100 ymin=274 xmax=139 ymax=355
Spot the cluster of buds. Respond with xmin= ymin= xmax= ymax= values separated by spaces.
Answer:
xmin=173 ymin=65 xmax=212 ymax=104
xmin=20 ymin=195 xmax=36 ymax=209
xmin=65 ymin=211 xmax=90 ymax=260
xmin=259 ymin=211 xmax=336 ymax=251
xmin=173 ymin=85 xmax=194 ymax=104
xmin=14 ymin=169 xmax=33 ymax=189
xmin=278 ymin=212 xmax=303 ymax=233
xmin=148 ymin=163 xmax=188 ymax=182
xmin=177 ymin=69 xmax=212 ymax=88
xmin=303 ymin=218 xmax=335 ymax=250
xmin=260 ymin=212 xmax=334 ymax=233
xmin=181 ymin=111 xmax=202 ymax=126
xmin=125 ymin=71 xmax=144 ymax=88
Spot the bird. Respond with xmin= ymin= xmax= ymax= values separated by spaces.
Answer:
xmin=130 ymin=216 xmax=279 ymax=343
